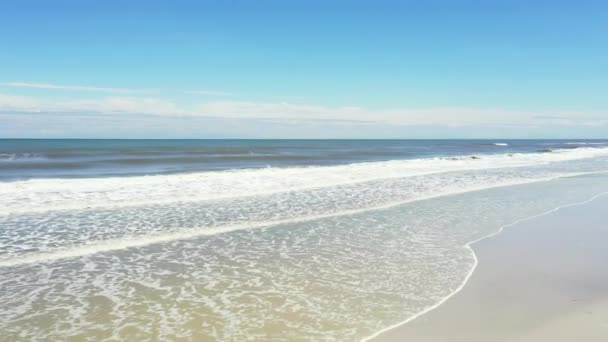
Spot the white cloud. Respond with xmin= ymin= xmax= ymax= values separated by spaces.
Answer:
xmin=197 ymin=101 xmax=606 ymax=127
xmin=0 ymin=93 xmax=43 ymax=111
xmin=0 ymin=92 xmax=605 ymax=128
xmin=0 ymin=93 xmax=190 ymax=116
xmin=63 ymin=97 xmax=187 ymax=115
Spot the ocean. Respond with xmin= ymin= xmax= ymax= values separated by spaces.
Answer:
xmin=1 ymin=139 xmax=608 ymax=340
xmin=2 ymin=139 xmax=608 ymax=180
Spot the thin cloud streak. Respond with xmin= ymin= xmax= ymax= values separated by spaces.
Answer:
xmin=184 ymin=90 xmax=233 ymax=96
xmin=0 ymin=82 xmax=153 ymax=94
xmin=2 ymin=81 xmax=234 ymax=97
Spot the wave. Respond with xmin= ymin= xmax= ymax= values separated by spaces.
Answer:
xmin=2 ymin=147 xmax=608 ymax=216
xmin=476 ymin=142 xmax=508 ymax=147
xmin=564 ymin=142 xmax=606 ymax=145
xmin=0 ymin=153 xmax=47 ymax=162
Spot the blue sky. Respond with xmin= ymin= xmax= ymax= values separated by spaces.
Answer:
xmin=1 ymin=0 xmax=607 ymax=138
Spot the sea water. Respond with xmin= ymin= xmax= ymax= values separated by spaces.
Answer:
xmin=1 ymin=139 xmax=608 ymax=340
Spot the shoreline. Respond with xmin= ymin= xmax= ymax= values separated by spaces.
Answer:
xmin=368 ymin=190 xmax=608 ymax=341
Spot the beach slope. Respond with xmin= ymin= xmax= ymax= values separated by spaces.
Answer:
xmin=376 ymin=193 xmax=608 ymax=341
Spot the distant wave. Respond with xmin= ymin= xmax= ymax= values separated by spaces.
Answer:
xmin=477 ymin=142 xmax=508 ymax=147
xmin=0 ymin=153 xmax=47 ymax=162
xmin=564 ymin=142 xmax=606 ymax=145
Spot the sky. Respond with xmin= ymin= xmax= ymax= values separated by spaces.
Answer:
xmin=1 ymin=0 xmax=607 ymax=138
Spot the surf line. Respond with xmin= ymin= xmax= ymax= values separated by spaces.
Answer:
xmin=4 ymin=148 xmax=608 ymax=217
xmin=361 ymin=190 xmax=608 ymax=342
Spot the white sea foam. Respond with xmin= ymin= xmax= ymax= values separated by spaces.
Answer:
xmin=0 ymin=175 xmax=561 ymax=268
xmin=2 ymin=147 xmax=608 ymax=216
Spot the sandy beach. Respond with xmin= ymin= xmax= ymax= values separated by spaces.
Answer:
xmin=376 ymin=191 xmax=608 ymax=341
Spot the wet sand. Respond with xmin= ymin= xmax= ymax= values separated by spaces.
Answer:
xmin=375 ymin=193 xmax=608 ymax=341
